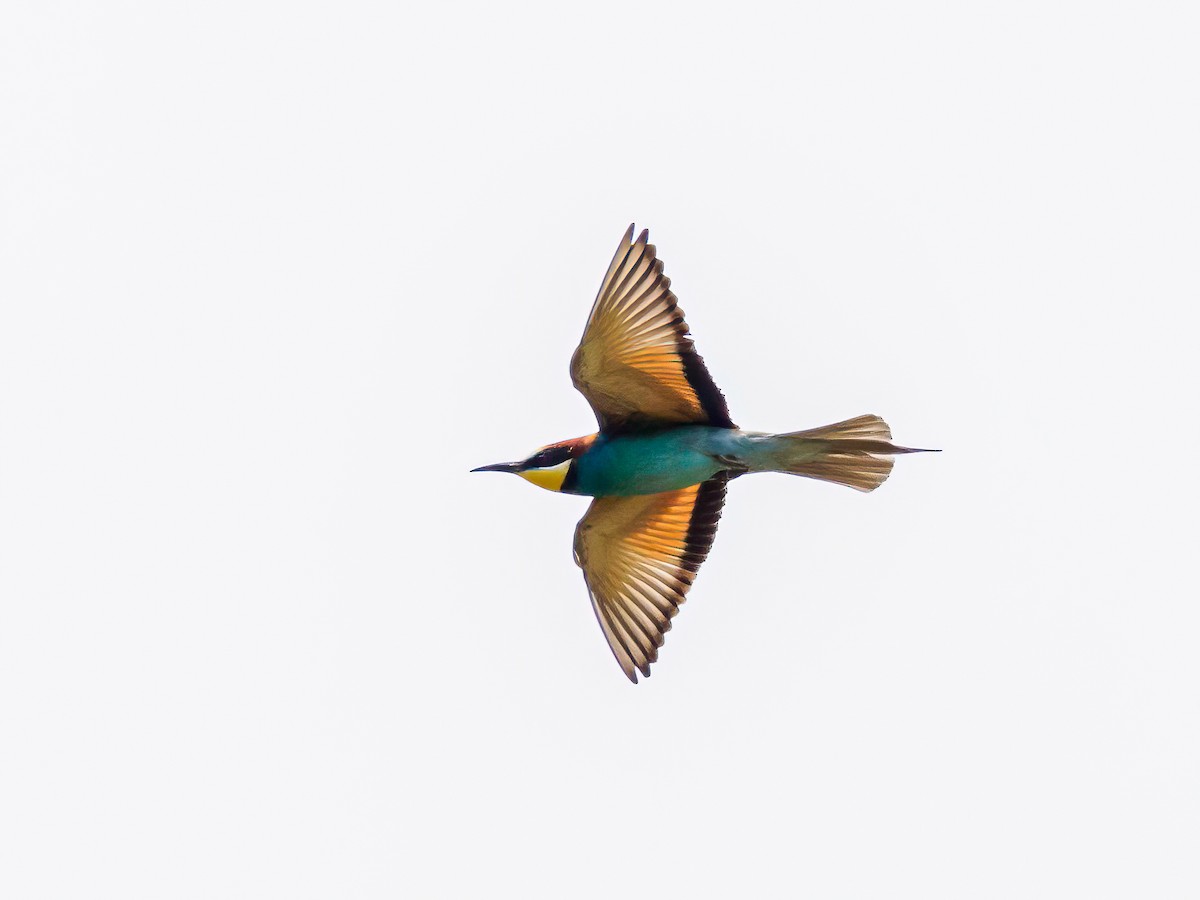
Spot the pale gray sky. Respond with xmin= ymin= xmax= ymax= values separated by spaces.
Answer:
xmin=2 ymin=2 xmax=1198 ymax=898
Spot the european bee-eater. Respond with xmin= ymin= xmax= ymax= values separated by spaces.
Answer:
xmin=474 ymin=225 xmax=934 ymax=683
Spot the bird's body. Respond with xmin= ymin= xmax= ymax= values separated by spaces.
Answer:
xmin=568 ymin=426 xmax=736 ymax=496
xmin=553 ymin=427 xmax=864 ymax=497
xmin=474 ymin=225 xmax=935 ymax=682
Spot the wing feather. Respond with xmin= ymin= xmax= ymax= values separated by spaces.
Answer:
xmin=570 ymin=226 xmax=735 ymax=432
xmin=573 ymin=475 xmax=728 ymax=682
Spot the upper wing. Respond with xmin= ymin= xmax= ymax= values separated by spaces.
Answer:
xmin=572 ymin=475 xmax=728 ymax=683
xmin=570 ymin=225 xmax=735 ymax=433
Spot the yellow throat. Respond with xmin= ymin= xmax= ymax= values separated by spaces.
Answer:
xmin=518 ymin=459 xmax=571 ymax=492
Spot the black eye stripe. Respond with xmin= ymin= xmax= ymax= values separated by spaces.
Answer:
xmin=528 ymin=446 xmax=571 ymax=468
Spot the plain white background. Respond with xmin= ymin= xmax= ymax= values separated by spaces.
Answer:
xmin=2 ymin=2 xmax=1197 ymax=897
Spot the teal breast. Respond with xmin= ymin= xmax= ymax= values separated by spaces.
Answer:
xmin=568 ymin=426 xmax=742 ymax=497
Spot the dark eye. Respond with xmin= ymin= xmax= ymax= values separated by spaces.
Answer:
xmin=529 ymin=447 xmax=569 ymax=468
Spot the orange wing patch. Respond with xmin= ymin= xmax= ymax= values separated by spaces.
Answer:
xmin=572 ymin=475 xmax=728 ymax=682
xmin=570 ymin=225 xmax=734 ymax=433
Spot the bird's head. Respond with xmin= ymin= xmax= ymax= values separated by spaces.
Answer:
xmin=471 ymin=435 xmax=595 ymax=492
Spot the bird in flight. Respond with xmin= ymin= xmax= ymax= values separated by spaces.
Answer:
xmin=473 ymin=225 xmax=934 ymax=683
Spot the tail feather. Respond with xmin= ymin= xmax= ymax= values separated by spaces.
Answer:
xmin=774 ymin=414 xmax=934 ymax=493
xmin=784 ymin=413 xmax=895 ymax=441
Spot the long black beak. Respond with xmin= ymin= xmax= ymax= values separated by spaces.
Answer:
xmin=470 ymin=461 xmax=523 ymax=474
